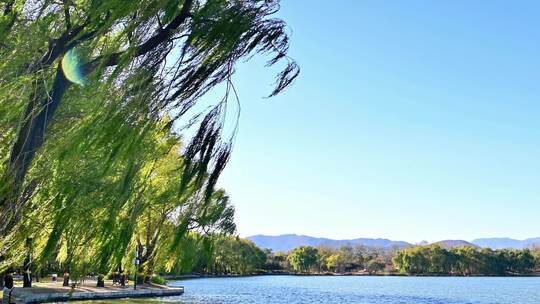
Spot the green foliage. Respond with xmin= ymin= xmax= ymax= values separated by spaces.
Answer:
xmin=150 ymin=274 xmax=167 ymax=285
xmin=209 ymin=236 xmax=266 ymax=275
xmin=366 ymin=259 xmax=385 ymax=274
xmin=0 ymin=0 xmax=298 ymax=281
xmin=287 ymin=246 xmax=318 ymax=273
xmin=263 ymin=244 xmax=540 ymax=276
xmin=159 ymin=241 xmax=540 ymax=277
xmin=158 ymin=235 xmax=266 ymax=275
xmin=326 ymin=253 xmax=344 ymax=272
xmin=393 ymin=245 xmax=537 ymax=275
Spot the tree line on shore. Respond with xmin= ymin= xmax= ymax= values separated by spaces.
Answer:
xmin=393 ymin=245 xmax=538 ymax=276
xmin=0 ymin=0 xmax=297 ymax=289
xmin=186 ymin=240 xmax=540 ymax=277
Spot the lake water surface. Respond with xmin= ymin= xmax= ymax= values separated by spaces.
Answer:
xmin=84 ymin=275 xmax=540 ymax=304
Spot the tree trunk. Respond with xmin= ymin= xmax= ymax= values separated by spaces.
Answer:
xmin=0 ymin=65 xmax=71 ymax=236
xmin=63 ymin=273 xmax=70 ymax=286
xmin=144 ymin=275 xmax=151 ymax=284
xmin=4 ymin=272 xmax=13 ymax=289
xmin=136 ymin=270 xmax=144 ymax=285
xmin=136 ymin=264 xmax=145 ymax=285
xmin=136 ymin=244 xmax=146 ymax=285
xmin=96 ymin=275 xmax=105 ymax=287
xmin=144 ymin=260 xmax=156 ymax=284
xmin=22 ymin=271 xmax=31 ymax=288
xmin=120 ymin=273 xmax=126 ymax=286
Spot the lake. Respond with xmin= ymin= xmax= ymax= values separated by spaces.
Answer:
xmin=79 ymin=275 xmax=540 ymax=304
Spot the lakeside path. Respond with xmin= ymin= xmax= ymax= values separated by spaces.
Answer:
xmin=2 ymin=280 xmax=183 ymax=304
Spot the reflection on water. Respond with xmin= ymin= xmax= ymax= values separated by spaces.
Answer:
xmin=72 ymin=275 xmax=540 ymax=304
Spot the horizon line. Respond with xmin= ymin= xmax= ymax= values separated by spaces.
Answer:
xmin=241 ymin=233 xmax=540 ymax=244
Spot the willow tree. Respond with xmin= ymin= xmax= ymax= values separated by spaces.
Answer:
xmin=127 ymin=127 xmax=236 ymax=283
xmin=18 ymin=114 xmax=236 ymax=282
xmin=209 ymin=236 xmax=266 ymax=274
xmin=0 ymin=0 xmax=297 ymax=258
xmin=133 ymin=189 xmax=236 ymax=282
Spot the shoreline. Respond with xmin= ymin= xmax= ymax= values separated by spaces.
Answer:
xmin=164 ymin=271 xmax=540 ymax=281
xmin=2 ymin=280 xmax=183 ymax=304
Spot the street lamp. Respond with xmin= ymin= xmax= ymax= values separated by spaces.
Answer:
xmin=134 ymin=249 xmax=139 ymax=290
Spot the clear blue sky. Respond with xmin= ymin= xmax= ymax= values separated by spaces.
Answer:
xmin=214 ymin=0 xmax=540 ymax=243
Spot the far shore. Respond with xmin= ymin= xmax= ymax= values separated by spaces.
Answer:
xmin=164 ymin=271 xmax=540 ymax=281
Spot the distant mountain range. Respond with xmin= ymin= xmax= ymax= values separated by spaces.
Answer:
xmin=246 ymin=234 xmax=411 ymax=252
xmin=247 ymin=234 xmax=540 ymax=252
xmin=471 ymin=237 xmax=540 ymax=250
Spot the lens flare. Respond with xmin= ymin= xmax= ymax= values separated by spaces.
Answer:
xmin=61 ymin=48 xmax=86 ymax=86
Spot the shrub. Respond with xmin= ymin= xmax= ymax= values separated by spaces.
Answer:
xmin=150 ymin=275 xmax=167 ymax=285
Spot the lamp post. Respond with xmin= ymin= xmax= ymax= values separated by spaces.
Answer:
xmin=23 ymin=237 xmax=33 ymax=288
xmin=134 ymin=249 xmax=139 ymax=290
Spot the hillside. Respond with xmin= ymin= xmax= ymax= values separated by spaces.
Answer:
xmin=432 ymin=240 xmax=478 ymax=249
xmin=471 ymin=237 xmax=540 ymax=249
xmin=247 ymin=234 xmax=411 ymax=252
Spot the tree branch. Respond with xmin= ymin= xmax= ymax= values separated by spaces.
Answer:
xmin=63 ymin=0 xmax=72 ymax=30
xmin=90 ymin=0 xmax=194 ymax=69
xmin=2 ymin=0 xmax=15 ymax=16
